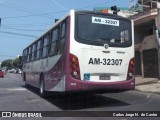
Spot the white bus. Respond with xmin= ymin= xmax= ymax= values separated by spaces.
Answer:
xmin=22 ymin=10 xmax=135 ymax=97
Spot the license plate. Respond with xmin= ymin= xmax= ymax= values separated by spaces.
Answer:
xmin=99 ymin=75 xmax=110 ymax=80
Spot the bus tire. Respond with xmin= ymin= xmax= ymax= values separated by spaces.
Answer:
xmin=39 ymin=75 xmax=46 ymax=97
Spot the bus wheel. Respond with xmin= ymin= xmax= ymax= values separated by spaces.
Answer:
xmin=39 ymin=75 xmax=45 ymax=97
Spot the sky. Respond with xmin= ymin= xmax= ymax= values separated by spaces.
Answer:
xmin=0 ymin=0 xmax=135 ymax=62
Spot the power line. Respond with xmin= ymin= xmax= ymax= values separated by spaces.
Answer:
xmin=2 ymin=10 xmax=66 ymax=19
xmin=2 ymin=26 xmax=46 ymax=32
xmin=0 ymin=0 xmax=118 ymax=41
xmin=1 ymin=0 xmax=116 ymax=19
xmin=77 ymin=1 xmax=112 ymax=10
xmin=0 ymin=55 xmax=16 ymax=57
xmin=2 ymin=22 xmax=53 ymax=26
xmin=1 ymin=22 xmax=53 ymax=29
xmin=1 ymin=1 xmax=54 ymax=19
xmin=0 ymin=35 xmax=34 ymax=40
xmin=50 ymin=0 xmax=69 ymax=10
xmin=0 ymin=31 xmax=37 ymax=38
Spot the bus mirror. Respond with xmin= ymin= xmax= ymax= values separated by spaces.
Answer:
xmin=156 ymin=29 xmax=160 ymax=45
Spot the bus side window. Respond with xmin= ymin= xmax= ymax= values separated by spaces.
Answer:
xmin=41 ymin=34 xmax=49 ymax=58
xmin=31 ymin=43 xmax=36 ymax=61
xmin=29 ymin=46 xmax=32 ymax=62
xmin=58 ymin=21 xmax=66 ymax=54
xmin=26 ymin=49 xmax=28 ymax=62
xmin=35 ymin=40 xmax=42 ymax=60
xmin=49 ymin=27 xmax=59 ymax=56
xmin=27 ymin=46 xmax=32 ymax=62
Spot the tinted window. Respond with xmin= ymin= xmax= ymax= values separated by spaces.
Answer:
xmin=28 ymin=46 xmax=32 ymax=54
xmin=32 ymin=44 xmax=36 ymax=52
xmin=50 ymin=43 xmax=57 ymax=55
xmin=49 ymin=27 xmax=59 ymax=56
xmin=23 ymin=49 xmax=27 ymax=63
xmin=58 ymin=21 xmax=66 ymax=54
xmin=31 ymin=43 xmax=36 ymax=61
xmin=36 ymin=50 xmax=40 ymax=60
xmin=75 ymin=13 xmax=132 ymax=47
xmin=37 ymin=40 xmax=41 ymax=50
xmin=61 ymin=22 xmax=66 ymax=37
xmin=42 ymin=47 xmax=48 ymax=58
xmin=51 ymin=29 xmax=58 ymax=42
xmin=44 ymin=35 xmax=49 ymax=46
xmin=35 ymin=39 xmax=42 ymax=60
xmin=26 ymin=46 xmax=32 ymax=62
xmin=59 ymin=38 xmax=65 ymax=54
xmin=41 ymin=34 xmax=49 ymax=58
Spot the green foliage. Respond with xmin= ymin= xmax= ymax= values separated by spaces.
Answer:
xmin=1 ymin=57 xmax=22 ymax=69
xmin=13 ymin=58 xmax=20 ymax=68
xmin=1 ymin=59 xmax=13 ymax=68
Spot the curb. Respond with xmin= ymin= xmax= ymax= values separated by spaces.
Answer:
xmin=135 ymin=82 xmax=160 ymax=94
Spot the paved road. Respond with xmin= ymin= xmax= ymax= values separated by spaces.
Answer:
xmin=0 ymin=73 xmax=160 ymax=120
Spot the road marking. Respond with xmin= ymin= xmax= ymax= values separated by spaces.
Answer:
xmin=26 ymin=99 xmax=40 ymax=103
xmin=7 ymin=88 xmax=27 ymax=91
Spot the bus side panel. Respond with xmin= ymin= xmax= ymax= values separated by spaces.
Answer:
xmin=24 ymin=62 xmax=40 ymax=88
xmin=65 ymin=74 xmax=82 ymax=91
xmin=24 ymin=73 xmax=38 ymax=88
xmin=43 ymin=17 xmax=71 ymax=92
xmin=44 ymin=55 xmax=66 ymax=91
xmin=25 ymin=72 xmax=33 ymax=86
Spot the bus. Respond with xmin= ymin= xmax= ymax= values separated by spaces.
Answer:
xmin=22 ymin=10 xmax=135 ymax=97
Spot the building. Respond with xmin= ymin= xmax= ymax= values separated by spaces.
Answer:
xmin=130 ymin=0 xmax=160 ymax=78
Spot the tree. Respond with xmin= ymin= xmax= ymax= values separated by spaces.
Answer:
xmin=13 ymin=57 xmax=22 ymax=69
xmin=1 ymin=59 xmax=13 ymax=68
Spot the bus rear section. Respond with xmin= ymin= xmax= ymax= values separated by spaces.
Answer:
xmin=65 ymin=10 xmax=135 ymax=92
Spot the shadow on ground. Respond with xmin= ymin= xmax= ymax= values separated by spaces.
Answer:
xmin=23 ymin=85 xmax=130 ymax=110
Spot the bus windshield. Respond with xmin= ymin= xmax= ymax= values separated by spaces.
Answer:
xmin=75 ymin=12 xmax=132 ymax=47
